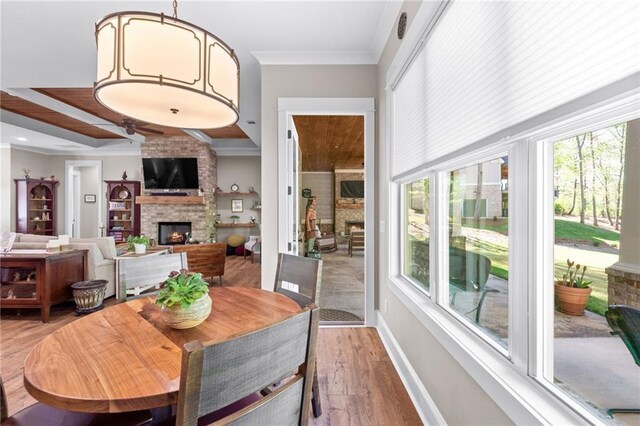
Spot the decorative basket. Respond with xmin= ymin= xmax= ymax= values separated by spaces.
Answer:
xmin=71 ymin=280 xmax=108 ymax=315
xmin=162 ymin=294 xmax=212 ymax=329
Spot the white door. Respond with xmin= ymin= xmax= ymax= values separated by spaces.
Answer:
xmin=70 ymin=170 xmax=81 ymax=237
xmin=286 ymin=116 xmax=300 ymax=255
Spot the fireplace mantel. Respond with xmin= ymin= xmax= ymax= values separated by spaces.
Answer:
xmin=136 ymin=195 xmax=205 ymax=205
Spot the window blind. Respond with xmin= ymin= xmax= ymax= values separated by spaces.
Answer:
xmin=392 ymin=1 xmax=640 ymax=178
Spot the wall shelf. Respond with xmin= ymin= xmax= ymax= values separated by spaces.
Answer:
xmin=215 ymin=223 xmax=256 ymax=228
xmin=136 ymin=195 xmax=205 ymax=205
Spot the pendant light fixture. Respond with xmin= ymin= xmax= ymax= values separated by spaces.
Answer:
xmin=93 ymin=1 xmax=239 ymax=129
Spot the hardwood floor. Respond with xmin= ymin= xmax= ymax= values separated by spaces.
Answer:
xmin=1 ymin=256 xmax=421 ymax=425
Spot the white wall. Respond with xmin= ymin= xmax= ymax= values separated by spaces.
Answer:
xmin=0 ymin=146 xmax=11 ymax=232
xmin=375 ymin=1 xmax=512 ymax=424
xmin=215 ymin=155 xmax=262 ymax=241
xmin=78 ymin=166 xmax=100 ymax=237
xmin=260 ymin=64 xmax=377 ymax=289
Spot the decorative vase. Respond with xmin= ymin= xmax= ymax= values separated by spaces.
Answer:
xmin=134 ymin=243 xmax=147 ymax=254
xmin=554 ymin=284 xmax=592 ymax=316
xmin=162 ymin=294 xmax=212 ymax=329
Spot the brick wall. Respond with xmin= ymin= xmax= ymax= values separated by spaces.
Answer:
xmin=606 ymin=266 xmax=640 ymax=309
xmin=141 ymin=137 xmax=217 ymax=242
xmin=334 ymin=170 xmax=364 ymax=235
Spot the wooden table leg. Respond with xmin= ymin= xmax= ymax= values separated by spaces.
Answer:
xmin=311 ymin=360 xmax=322 ymax=417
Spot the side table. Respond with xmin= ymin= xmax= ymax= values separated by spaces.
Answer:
xmin=0 ymin=250 xmax=88 ymax=322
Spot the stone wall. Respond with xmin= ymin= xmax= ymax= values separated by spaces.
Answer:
xmin=334 ymin=170 xmax=364 ymax=235
xmin=141 ymin=137 xmax=217 ymax=242
xmin=606 ymin=266 xmax=640 ymax=308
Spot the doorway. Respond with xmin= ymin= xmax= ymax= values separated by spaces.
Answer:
xmin=277 ymin=98 xmax=375 ymax=326
xmin=65 ymin=160 xmax=103 ymax=237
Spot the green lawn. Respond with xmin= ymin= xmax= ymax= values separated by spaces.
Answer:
xmin=460 ymin=219 xmax=619 ymax=316
xmin=554 ymin=219 xmax=620 ymax=246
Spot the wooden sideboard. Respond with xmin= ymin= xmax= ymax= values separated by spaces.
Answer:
xmin=0 ymin=250 xmax=88 ymax=322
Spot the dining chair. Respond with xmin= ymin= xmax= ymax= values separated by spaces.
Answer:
xmin=348 ymin=229 xmax=365 ymax=257
xmin=0 ymin=377 xmax=153 ymax=426
xmin=174 ymin=304 xmax=319 ymax=426
xmin=273 ymin=253 xmax=323 ymax=418
xmin=118 ymin=252 xmax=188 ymax=300
xmin=172 ymin=243 xmax=226 ymax=285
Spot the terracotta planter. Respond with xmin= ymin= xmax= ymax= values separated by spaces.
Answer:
xmin=162 ymin=294 xmax=212 ymax=329
xmin=554 ymin=284 xmax=592 ymax=316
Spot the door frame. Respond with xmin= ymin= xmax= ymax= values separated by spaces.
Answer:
xmin=277 ymin=97 xmax=375 ymax=326
xmin=65 ymin=160 xmax=103 ymax=237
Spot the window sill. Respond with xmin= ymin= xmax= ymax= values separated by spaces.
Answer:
xmin=386 ymin=276 xmax=603 ymax=425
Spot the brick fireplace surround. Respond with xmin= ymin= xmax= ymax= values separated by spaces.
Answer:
xmin=140 ymin=137 xmax=217 ymax=242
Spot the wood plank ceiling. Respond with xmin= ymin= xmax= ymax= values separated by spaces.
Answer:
xmin=293 ymin=115 xmax=364 ymax=172
xmin=0 ymin=88 xmax=249 ymax=140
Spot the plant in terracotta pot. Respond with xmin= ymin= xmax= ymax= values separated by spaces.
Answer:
xmin=156 ymin=269 xmax=211 ymax=329
xmin=555 ymin=259 xmax=593 ymax=316
xmin=127 ymin=235 xmax=149 ymax=254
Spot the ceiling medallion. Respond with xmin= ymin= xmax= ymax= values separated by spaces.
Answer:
xmin=93 ymin=1 xmax=239 ymax=129
xmin=397 ymin=12 xmax=407 ymax=40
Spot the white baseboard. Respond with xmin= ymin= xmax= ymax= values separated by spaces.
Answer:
xmin=376 ymin=311 xmax=446 ymax=426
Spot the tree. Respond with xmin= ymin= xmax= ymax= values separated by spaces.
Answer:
xmin=566 ymin=178 xmax=578 ymax=216
xmin=588 ymin=132 xmax=598 ymax=227
xmin=609 ymin=124 xmax=626 ymax=230
xmin=576 ymin=134 xmax=587 ymax=224
xmin=474 ymin=163 xmax=483 ymax=219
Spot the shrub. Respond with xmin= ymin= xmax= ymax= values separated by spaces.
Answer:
xmin=554 ymin=202 xmax=565 ymax=215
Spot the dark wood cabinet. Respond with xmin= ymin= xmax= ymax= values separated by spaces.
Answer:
xmin=15 ymin=178 xmax=59 ymax=235
xmin=0 ymin=250 xmax=88 ymax=322
xmin=105 ymin=180 xmax=141 ymax=242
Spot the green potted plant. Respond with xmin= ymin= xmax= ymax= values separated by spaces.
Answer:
xmin=555 ymin=259 xmax=592 ymax=316
xmin=230 ymin=215 xmax=240 ymax=224
xmin=127 ymin=235 xmax=149 ymax=254
xmin=156 ymin=269 xmax=211 ymax=329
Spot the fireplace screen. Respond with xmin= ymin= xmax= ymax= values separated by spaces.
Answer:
xmin=158 ymin=222 xmax=191 ymax=245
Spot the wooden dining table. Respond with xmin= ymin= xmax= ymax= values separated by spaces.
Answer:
xmin=23 ymin=287 xmax=302 ymax=413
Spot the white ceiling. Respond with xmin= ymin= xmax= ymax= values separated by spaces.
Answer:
xmin=0 ymin=0 xmax=401 ymax=154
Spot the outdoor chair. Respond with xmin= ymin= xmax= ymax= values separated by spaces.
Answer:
xmin=274 ymin=253 xmax=323 ymax=418
xmin=604 ymin=305 xmax=640 ymax=416
xmin=449 ymin=246 xmax=497 ymax=324
xmin=172 ymin=243 xmax=226 ymax=285
xmin=173 ymin=305 xmax=319 ymax=426
xmin=118 ymin=253 xmax=188 ymax=301
xmin=0 ymin=376 xmax=153 ymax=426
xmin=348 ymin=230 xmax=365 ymax=257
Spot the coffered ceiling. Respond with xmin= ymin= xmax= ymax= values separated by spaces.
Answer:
xmin=0 ymin=1 xmax=401 ymax=155
xmin=294 ymin=115 xmax=364 ymax=172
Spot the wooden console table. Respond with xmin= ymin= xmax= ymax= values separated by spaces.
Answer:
xmin=0 ymin=250 xmax=88 ymax=322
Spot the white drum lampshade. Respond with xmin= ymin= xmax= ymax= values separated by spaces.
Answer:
xmin=94 ymin=12 xmax=239 ymax=129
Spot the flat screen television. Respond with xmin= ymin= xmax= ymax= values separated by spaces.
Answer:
xmin=143 ymin=158 xmax=199 ymax=190
xmin=340 ymin=180 xmax=365 ymax=198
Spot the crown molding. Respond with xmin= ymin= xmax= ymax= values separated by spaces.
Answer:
xmin=252 ymin=51 xmax=375 ymax=65
xmin=370 ymin=0 xmax=404 ymax=63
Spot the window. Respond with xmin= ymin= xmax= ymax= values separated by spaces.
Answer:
xmin=402 ymin=178 xmax=430 ymax=293
xmin=548 ymin=122 xmax=637 ymax=416
xmin=446 ymin=157 xmax=509 ymax=349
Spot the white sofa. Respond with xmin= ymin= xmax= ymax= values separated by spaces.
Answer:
xmin=12 ymin=234 xmax=118 ymax=298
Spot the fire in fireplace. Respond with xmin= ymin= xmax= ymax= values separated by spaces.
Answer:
xmin=158 ymin=222 xmax=192 ymax=245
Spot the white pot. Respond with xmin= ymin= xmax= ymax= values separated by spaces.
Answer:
xmin=134 ymin=243 xmax=147 ymax=254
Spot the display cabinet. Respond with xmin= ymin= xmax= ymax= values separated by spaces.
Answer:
xmin=15 ymin=178 xmax=59 ymax=235
xmin=105 ymin=180 xmax=141 ymax=242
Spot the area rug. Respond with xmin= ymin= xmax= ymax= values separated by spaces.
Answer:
xmin=319 ymin=309 xmax=363 ymax=322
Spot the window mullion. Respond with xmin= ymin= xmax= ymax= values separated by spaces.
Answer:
xmin=508 ymin=141 xmax=531 ymax=370
xmin=434 ymin=171 xmax=450 ymax=307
